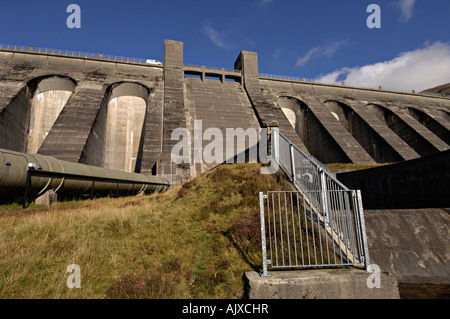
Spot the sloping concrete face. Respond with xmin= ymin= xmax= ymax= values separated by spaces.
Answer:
xmin=1 ymin=41 xmax=450 ymax=183
xmin=81 ymin=82 xmax=150 ymax=173
xmin=259 ymin=77 xmax=450 ymax=164
xmin=235 ymin=51 xmax=310 ymax=155
xmin=364 ymin=208 xmax=450 ymax=285
xmin=366 ymin=103 xmax=449 ymax=157
xmin=184 ymin=77 xmax=260 ymax=175
xmin=27 ymin=90 xmax=73 ymax=154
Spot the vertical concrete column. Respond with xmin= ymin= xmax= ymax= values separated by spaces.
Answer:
xmin=221 ymin=68 xmax=226 ymax=84
xmin=235 ymin=51 xmax=260 ymax=85
xmin=160 ymin=40 xmax=189 ymax=184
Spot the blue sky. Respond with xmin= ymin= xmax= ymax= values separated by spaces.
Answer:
xmin=0 ymin=0 xmax=449 ymax=91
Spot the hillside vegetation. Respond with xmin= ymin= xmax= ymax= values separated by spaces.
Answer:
xmin=0 ymin=163 xmax=292 ymax=299
xmin=421 ymin=83 xmax=450 ymax=96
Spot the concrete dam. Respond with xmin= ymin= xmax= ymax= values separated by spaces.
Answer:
xmin=1 ymin=40 xmax=449 ymax=293
xmin=1 ymin=40 xmax=450 ymax=184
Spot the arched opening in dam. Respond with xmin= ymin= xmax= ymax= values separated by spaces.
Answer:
xmin=104 ymin=95 xmax=147 ymax=173
xmin=83 ymin=82 xmax=149 ymax=173
xmin=324 ymin=100 xmax=403 ymax=163
xmin=278 ymin=96 xmax=351 ymax=164
xmin=0 ymin=75 xmax=76 ymax=153
xmin=366 ymin=103 xmax=443 ymax=157
xmin=27 ymin=76 xmax=76 ymax=154
xmin=406 ymin=107 xmax=450 ymax=146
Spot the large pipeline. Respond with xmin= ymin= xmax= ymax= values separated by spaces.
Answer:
xmin=0 ymin=148 xmax=170 ymax=203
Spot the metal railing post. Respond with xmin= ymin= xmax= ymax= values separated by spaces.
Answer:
xmin=319 ymin=168 xmax=329 ymax=224
xmin=272 ymin=128 xmax=279 ymax=164
xmin=259 ymin=192 xmax=271 ymax=277
xmin=289 ymin=144 xmax=296 ymax=183
xmin=355 ymin=190 xmax=371 ymax=270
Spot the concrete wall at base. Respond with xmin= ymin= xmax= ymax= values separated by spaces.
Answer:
xmin=337 ymin=149 xmax=450 ymax=209
xmin=244 ymin=269 xmax=400 ymax=299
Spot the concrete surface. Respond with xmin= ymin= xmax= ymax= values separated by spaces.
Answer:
xmin=337 ymin=150 xmax=450 ymax=209
xmin=1 ymin=40 xmax=450 ymax=185
xmin=364 ymin=208 xmax=450 ymax=285
xmin=244 ymin=268 xmax=400 ymax=299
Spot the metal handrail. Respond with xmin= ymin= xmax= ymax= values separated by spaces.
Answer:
xmin=274 ymin=130 xmax=349 ymax=193
xmin=0 ymin=44 xmax=163 ymax=66
xmin=259 ymin=72 xmax=450 ymax=99
xmin=258 ymin=129 xmax=371 ymax=276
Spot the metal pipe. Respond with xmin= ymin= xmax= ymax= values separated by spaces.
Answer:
xmin=0 ymin=148 xmax=169 ymax=203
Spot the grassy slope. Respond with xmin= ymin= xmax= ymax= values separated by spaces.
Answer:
xmin=325 ymin=163 xmax=388 ymax=173
xmin=421 ymin=83 xmax=450 ymax=96
xmin=0 ymin=163 xmax=292 ymax=299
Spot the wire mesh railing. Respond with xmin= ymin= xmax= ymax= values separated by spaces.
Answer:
xmin=273 ymin=129 xmax=349 ymax=194
xmin=259 ymin=129 xmax=370 ymax=276
xmin=259 ymin=190 xmax=366 ymax=272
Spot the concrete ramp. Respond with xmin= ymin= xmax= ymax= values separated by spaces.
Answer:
xmin=184 ymin=77 xmax=260 ymax=175
xmin=364 ymin=208 xmax=450 ymax=285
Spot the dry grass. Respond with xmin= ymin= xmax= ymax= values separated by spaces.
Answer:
xmin=0 ymin=163 xmax=292 ymax=299
xmin=325 ymin=163 xmax=389 ymax=173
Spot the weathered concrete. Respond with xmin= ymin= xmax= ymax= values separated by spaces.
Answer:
xmin=258 ymin=76 xmax=450 ymax=165
xmin=407 ymin=106 xmax=450 ymax=146
xmin=368 ymin=103 xmax=450 ymax=157
xmin=337 ymin=150 xmax=450 ymax=209
xmin=0 ymin=47 xmax=164 ymax=174
xmin=159 ymin=39 xmax=189 ymax=184
xmin=27 ymin=89 xmax=73 ymax=154
xmin=235 ymin=51 xmax=310 ymax=155
xmin=364 ymin=208 xmax=450 ymax=285
xmin=39 ymin=80 xmax=107 ymax=163
xmin=300 ymin=96 xmax=376 ymax=164
xmin=1 ymin=41 xmax=450 ymax=185
xmin=337 ymin=99 xmax=420 ymax=162
xmin=244 ymin=269 xmax=400 ymax=299
xmin=184 ymin=77 xmax=260 ymax=175
xmin=79 ymin=82 xmax=150 ymax=173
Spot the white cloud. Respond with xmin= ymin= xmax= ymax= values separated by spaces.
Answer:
xmin=273 ymin=48 xmax=283 ymax=61
xmin=296 ymin=47 xmax=321 ymax=67
xmin=295 ymin=41 xmax=349 ymax=67
xmin=398 ymin=0 xmax=416 ymax=22
xmin=315 ymin=42 xmax=450 ymax=92
xmin=203 ymin=26 xmax=233 ymax=50
xmin=257 ymin=0 xmax=274 ymax=8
